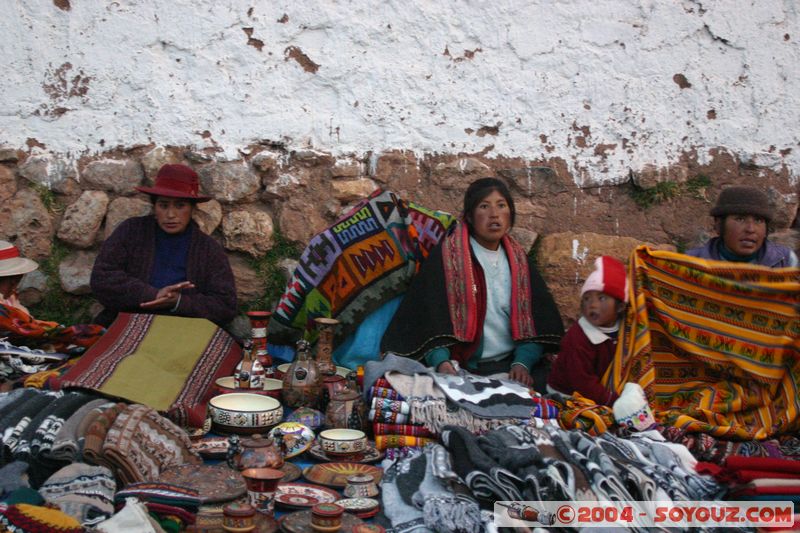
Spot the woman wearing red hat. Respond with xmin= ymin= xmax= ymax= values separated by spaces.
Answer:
xmin=90 ymin=164 xmax=237 ymax=327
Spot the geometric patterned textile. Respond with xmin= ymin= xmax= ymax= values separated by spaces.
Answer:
xmin=57 ymin=313 xmax=240 ymax=429
xmin=269 ymin=189 xmax=455 ymax=342
xmin=604 ymin=246 xmax=800 ymax=440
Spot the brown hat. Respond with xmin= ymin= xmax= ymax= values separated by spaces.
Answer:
xmin=135 ymin=164 xmax=210 ymax=202
xmin=710 ymin=185 xmax=773 ymax=222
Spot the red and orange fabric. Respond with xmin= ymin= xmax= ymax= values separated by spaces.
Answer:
xmin=0 ymin=302 xmax=105 ymax=352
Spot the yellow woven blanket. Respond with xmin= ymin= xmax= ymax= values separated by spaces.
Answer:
xmin=604 ymin=246 xmax=800 ymax=440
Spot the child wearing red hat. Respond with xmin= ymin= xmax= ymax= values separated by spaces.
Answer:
xmin=547 ymin=255 xmax=628 ymax=405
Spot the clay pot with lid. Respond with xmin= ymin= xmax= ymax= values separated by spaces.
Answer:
xmin=228 ymin=433 xmax=285 ymax=471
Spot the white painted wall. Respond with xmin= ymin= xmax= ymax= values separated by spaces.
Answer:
xmin=1 ymin=0 xmax=798 ymax=185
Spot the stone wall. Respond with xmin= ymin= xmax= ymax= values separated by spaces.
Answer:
xmin=1 ymin=0 xmax=798 ymax=325
xmin=1 ymin=145 xmax=797 ymax=326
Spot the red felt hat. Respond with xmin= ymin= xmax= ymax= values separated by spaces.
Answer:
xmin=581 ymin=255 xmax=628 ymax=303
xmin=135 ymin=164 xmax=210 ymax=202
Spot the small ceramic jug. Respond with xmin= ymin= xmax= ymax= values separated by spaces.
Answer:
xmin=324 ymin=373 xmax=365 ymax=431
xmin=227 ymin=433 xmax=285 ymax=471
xmin=314 ymin=317 xmax=339 ymax=376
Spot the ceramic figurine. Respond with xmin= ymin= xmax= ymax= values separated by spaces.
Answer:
xmin=247 ymin=310 xmax=274 ymax=376
xmin=281 ymin=340 xmax=322 ymax=409
xmin=324 ymin=373 xmax=365 ymax=431
xmin=234 ymin=340 xmax=265 ymax=390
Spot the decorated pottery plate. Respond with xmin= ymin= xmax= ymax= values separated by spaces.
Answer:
xmin=190 ymin=436 xmax=230 ymax=458
xmin=268 ymin=422 xmax=314 ymax=459
xmin=302 ymin=463 xmax=383 ymax=488
xmin=335 ymin=497 xmax=379 ymax=514
xmin=308 ymin=442 xmax=384 ymax=464
xmin=274 ymin=482 xmax=340 ymax=509
xmin=278 ymin=508 xmax=363 ymax=533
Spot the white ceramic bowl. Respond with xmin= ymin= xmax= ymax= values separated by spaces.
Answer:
xmin=208 ymin=393 xmax=283 ymax=435
xmin=318 ymin=428 xmax=367 ymax=456
xmin=215 ymin=376 xmax=283 ymax=399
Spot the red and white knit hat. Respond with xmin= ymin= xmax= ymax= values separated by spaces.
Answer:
xmin=581 ymin=255 xmax=628 ymax=303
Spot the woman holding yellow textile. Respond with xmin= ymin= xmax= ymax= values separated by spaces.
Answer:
xmin=687 ymin=185 xmax=798 ymax=267
xmin=381 ymin=178 xmax=563 ymax=387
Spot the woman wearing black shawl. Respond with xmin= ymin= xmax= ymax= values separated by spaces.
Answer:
xmin=381 ymin=178 xmax=563 ymax=386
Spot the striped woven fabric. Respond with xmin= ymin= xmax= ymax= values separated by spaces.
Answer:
xmin=604 ymin=246 xmax=800 ymax=440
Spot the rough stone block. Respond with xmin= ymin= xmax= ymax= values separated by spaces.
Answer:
xmin=198 ymin=161 xmax=260 ymax=203
xmin=141 ymin=146 xmax=183 ymax=180
xmin=0 ymin=188 xmax=54 ymax=260
xmin=58 ymin=250 xmax=97 ymax=295
xmin=193 ymin=199 xmax=223 ymax=235
xmin=81 ymin=159 xmax=144 ymax=194
xmin=229 ymin=254 xmax=267 ymax=303
xmin=222 ymin=209 xmax=274 ymax=256
xmin=58 ymin=190 xmax=109 ymax=248
xmin=331 ymin=178 xmax=377 ymax=202
xmin=0 ymin=165 xmax=17 ymax=203
xmin=104 ymin=197 xmax=152 ymax=239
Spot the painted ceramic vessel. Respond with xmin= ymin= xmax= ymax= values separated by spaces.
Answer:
xmin=319 ymin=428 xmax=367 ymax=457
xmin=222 ymin=502 xmax=256 ymax=532
xmin=268 ymin=422 xmax=314 ymax=459
xmin=313 ymin=317 xmax=339 ymax=376
xmin=311 ymin=503 xmax=344 ymax=531
xmin=241 ymin=467 xmax=284 ymax=515
xmin=246 ymin=310 xmax=274 ymax=375
xmin=286 ymin=407 xmax=324 ymax=430
xmin=230 ymin=433 xmax=285 ymax=470
xmin=324 ymin=374 xmax=365 ymax=431
xmin=234 ymin=340 xmax=266 ymax=390
xmin=208 ymin=393 xmax=283 ymax=434
xmin=343 ymin=474 xmax=379 ymax=498
xmin=282 ymin=340 xmax=322 ymax=409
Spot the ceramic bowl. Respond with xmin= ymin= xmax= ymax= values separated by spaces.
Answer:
xmin=318 ymin=428 xmax=367 ymax=457
xmin=215 ymin=376 xmax=283 ymax=399
xmin=268 ymin=422 xmax=315 ymax=459
xmin=286 ymin=407 xmax=325 ymax=430
xmin=208 ymin=393 xmax=283 ymax=435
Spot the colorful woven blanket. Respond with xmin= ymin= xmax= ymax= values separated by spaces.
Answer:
xmin=269 ymin=189 xmax=455 ymax=343
xmin=56 ymin=313 xmax=240 ymax=428
xmin=0 ymin=303 xmax=104 ymax=352
xmin=604 ymin=246 xmax=800 ymax=440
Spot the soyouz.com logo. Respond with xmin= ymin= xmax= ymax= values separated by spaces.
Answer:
xmin=494 ymin=500 xmax=794 ymax=528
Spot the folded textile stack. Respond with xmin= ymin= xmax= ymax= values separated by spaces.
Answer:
xmin=0 ymin=389 xmax=106 ymax=487
xmin=115 ymin=482 xmax=201 ymax=529
xmin=697 ymin=456 xmax=800 ymax=505
xmin=0 ymin=341 xmax=71 ymax=386
xmin=38 ymin=463 xmax=116 ymax=527
xmin=367 ymin=378 xmax=435 ymax=460
xmin=440 ymin=423 xmax=720 ymax=507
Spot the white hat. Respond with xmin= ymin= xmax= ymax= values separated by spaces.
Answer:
xmin=0 ymin=241 xmax=39 ymax=277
